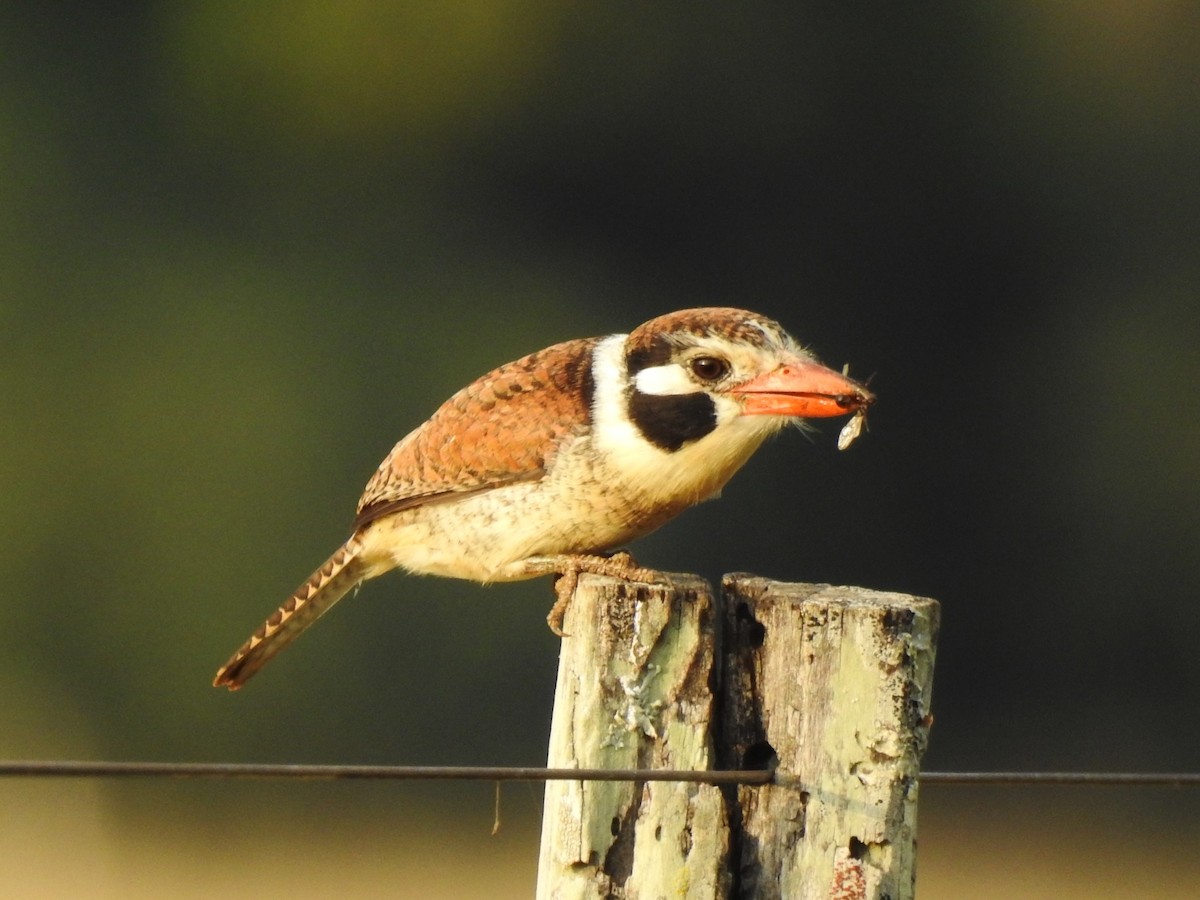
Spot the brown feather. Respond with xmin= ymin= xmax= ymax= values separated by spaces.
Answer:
xmin=625 ymin=307 xmax=795 ymax=364
xmin=355 ymin=337 xmax=597 ymax=522
xmin=213 ymin=538 xmax=368 ymax=690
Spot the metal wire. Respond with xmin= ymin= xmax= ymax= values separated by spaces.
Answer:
xmin=1 ymin=760 xmax=1197 ymax=788
xmin=919 ymin=771 xmax=1200 ymax=788
xmin=0 ymin=760 xmax=772 ymax=784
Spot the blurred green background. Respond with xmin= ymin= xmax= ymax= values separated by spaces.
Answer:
xmin=3 ymin=2 xmax=1198 ymax=896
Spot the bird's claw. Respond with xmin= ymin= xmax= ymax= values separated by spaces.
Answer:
xmin=536 ymin=552 xmax=671 ymax=637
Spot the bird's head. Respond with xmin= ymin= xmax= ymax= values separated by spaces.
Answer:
xmin=619 ymin=307 xmax=874 ymax=453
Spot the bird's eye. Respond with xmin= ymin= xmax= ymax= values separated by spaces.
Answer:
xmin=688 ymin=356 xmax=729 ymax=382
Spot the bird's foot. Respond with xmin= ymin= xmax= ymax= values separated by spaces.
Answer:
xmin=524 ymin=552 xmax=670 ymax=636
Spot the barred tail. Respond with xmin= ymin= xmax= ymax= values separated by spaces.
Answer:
xmin=214 ymin=538 xmax=369 ymax=690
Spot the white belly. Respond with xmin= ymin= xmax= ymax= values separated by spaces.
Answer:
xmin=357 ymin=484 xmax=625 ymax=583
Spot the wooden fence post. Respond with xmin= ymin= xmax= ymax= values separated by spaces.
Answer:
xmin=535 ymin=573 xmax=939 ymax=899
xmin=536 ymin=573 xmax=729 ymax=899
xmin=718 ymin=576 xmax=940 ymax=900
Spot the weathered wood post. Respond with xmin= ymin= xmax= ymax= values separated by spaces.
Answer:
xmin=718 ymin=576 xmax=940 ymax=899
xmin=536 ymin=573 xmax=730 ymax=898
xmin=536 ymin=573 xmax=939 ymax=899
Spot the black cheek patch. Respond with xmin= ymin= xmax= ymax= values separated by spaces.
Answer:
xmin=628 ymin=390 xmax=718 ymax=452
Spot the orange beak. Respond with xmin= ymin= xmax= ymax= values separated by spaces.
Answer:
xmin=732 ymin=359 xmax=876 ymax=418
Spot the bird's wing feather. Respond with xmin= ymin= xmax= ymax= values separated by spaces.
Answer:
xmin=354 ymin=337 xmax=599 ymax=529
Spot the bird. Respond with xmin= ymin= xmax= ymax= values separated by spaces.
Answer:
xmin=213 ymin=307 xmax=874 ymax=690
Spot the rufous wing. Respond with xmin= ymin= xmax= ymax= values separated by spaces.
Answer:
xmin=355 ymin=337 xmax=599 ymax=529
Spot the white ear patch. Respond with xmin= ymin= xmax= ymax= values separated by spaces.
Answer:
xmin=633 ymin=363 xmax=701 ymax=396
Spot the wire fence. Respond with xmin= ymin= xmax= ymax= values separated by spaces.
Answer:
xmin=2 ymin=760 xmax=1197 ymax=788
